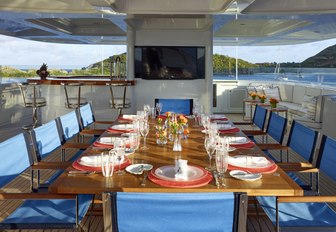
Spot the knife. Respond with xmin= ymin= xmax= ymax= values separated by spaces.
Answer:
xmin=213 ymin=171 xmax=220 ymax=187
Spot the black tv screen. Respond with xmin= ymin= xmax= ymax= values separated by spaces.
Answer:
xmin=134 ymin=46 xmax=205 ymax=79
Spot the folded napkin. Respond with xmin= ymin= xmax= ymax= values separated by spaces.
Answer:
xmin=227 ymin=137 xmax=248 ymax=144
xmin=119 ymin=115 xmax=137 ymax=121
xmin=229 ymin=156 xmax=268 ymax=166
xmin=79 ymin=155 xmax=124 ymax=167
xmin=99 ymin=137 xmax=116 ymax=144
xmin=218 ymin=124 xmax=234 ymax=130
xmin=174 ymin=159 xmax=189 ymax=180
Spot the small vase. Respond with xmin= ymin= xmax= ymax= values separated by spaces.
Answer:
xmin=271 ymin=103 xmax=277 ymax=108
xmin=173 ymin=134 xmax=182 ymax=151
xmin=251 ymin=96 xmax=256 ymax=100
xmin=260 ymin=99 xmax=265 ymax=103
xmin=156 ymin=137 xmax=167 ymax=145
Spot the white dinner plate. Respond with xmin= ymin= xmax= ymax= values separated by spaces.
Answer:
xmin=230 ymin=170 xmax=262 ymax=181
xmin=154 ymin=165 xmax=207 ymax=181
xmin=78 ymin=155 xmax=124 ymax=167
xmin=227 ymin=137 xmax=248 ymax=145
xmin=126 ymin=164 xmax=153 ymax=175
xmin=110 ymin=124 xmax=133 ymax=130
xmin=228 ymin=155 xmax=274 ymax=168
xmin=98 ymin=137 xmax=118 ymax=145
xmin=218 ymin=125 xmax=235 ymax=130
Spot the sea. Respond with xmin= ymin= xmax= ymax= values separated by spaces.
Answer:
xmin=1 ymin=68 xmax=336 ymax=86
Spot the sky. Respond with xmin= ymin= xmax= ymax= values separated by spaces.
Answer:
xmin=0 ymin=34 xmax=336 ymax=69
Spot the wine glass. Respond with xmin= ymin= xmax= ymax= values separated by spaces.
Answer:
xmin=204 ymin=136 xmax=216 ymax=170
xmin=215 ymin=147 xmax=229 ymax=186
xmin=139 ymin=120 xmax=149 ymax=150
xmin=113 ymin=138 xmax=126 ymax=175
xmin=101 ymin=150 xmax=115 ymax=177
xmin=156 ymin=102 xmax=163 ymax=117
xmin=192 ymin=105 xmax=200 ymax=127
xmin=143 ymin=104 xmax=151 ymax=117
xmin=201 ymin=114 xmax=210 ymax=132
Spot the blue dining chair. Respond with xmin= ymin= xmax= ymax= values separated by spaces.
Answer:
xmin=254 ymin=112 xmax=288 ymax=161
xmin=0 ymin=133 xmax=92 ymax=230
xmin=257 ymin=134 xmax=336 ymax=232
xmin=103 ymin=192 xmax=248 ymax=232
xmin=155 ymin=98 xmax=193 ymax=115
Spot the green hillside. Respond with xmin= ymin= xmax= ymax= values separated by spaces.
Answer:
xmin=301 ymin=44 xmax=336 ymax=68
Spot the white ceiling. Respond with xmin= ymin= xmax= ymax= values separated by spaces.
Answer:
xmin=0 ymin=0 xmax=336 ymax=45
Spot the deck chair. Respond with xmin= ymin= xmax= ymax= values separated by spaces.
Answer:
xmin=154 ymin=98 xmax=193 ymax=115
xmin=235 ymin=105 xmax=268 ymax=141
xmin=102 ymin=192 xmax=248 ymax=232
xmin=264 ymin=120 xmax=319 ymax=191
xmin=56 ymin=110 xmax=92 ymax=161
xmin=29 ymin=119 xmax=80 ymax=191
xmin=257 ymin=134 xmax=336 ymax=232
xmin=78 ymin=103 xmax=113 ymax=137
xmin=251 ymin=112 xmax=288 ymax=162
xmin=0 ymin=133 xmax=92 ymax=230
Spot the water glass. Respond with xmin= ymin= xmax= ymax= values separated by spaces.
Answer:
xmin=101 ymin=150 xmax=115 ymax=177
xmin=114 ymin=138 xmax=126 ymax=175
xmin=139 ymin=120 xmax=149 ymax=150
xmin=143 ymin=104 xmax=151 ymax=117
xmin=204 ymin=136 xmax=216 ymax=170
xmin=215 ymin=148 xmax=229 ymax=180
xmin=150 ymin=107 xmax=156 ymax=119
xmin=156 ymin=102 xmax=163 ymax=116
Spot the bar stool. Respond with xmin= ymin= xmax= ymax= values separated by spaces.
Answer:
xmin=18 ymin=82 xmax=46 ymax=129
xmin=106 ymin=82 xmax=131 ymax=116
xmin=61 ymin=82 xmax=88 ymax=109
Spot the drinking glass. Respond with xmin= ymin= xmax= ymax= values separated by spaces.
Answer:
xmin=139 ymin=120 xmax=149 ymax=150
xmin=204 ymin=136 xmax=216 ymax=170
xmin=215 ymin=147 xmax=229 ymax=186
xmin=192 ymin=106 xmax=200 ymax=127
xmin=156 ymin=102 xmax=163 ymax=116
xmin=101 ymin=150 xmax=115 ymax=177
xmin=201 ymin=114 xmax=210 ymax=132
xmin=113 ymin=138 xmax=126 ymax=175
xmin=143 ymin=104 xmax=151 ymax=117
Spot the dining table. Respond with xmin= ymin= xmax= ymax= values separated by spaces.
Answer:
xmin=48 ymin=115 xmax=303 ymax=197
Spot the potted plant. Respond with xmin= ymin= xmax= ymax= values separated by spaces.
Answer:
xmin=36 ymin=63 xmax=50 ymax=80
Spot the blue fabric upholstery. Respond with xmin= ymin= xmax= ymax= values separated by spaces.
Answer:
xmin=252 ymin=105 xmax=267 ymax=130
xmin=155 ymin=98 xmax=193 ymax=115
xmin=32 ymin=120 xmax=62 ymax=160
xmin=58 ymin=110 xmax=81 ymax=142
xmin=257 ymin=196 xmax=336 ymax=231
xmin=266 ymin=112 xmax=287 ymax=144
xmin=287 ymin=121 xmax=318 ymax=163
xmin=0 ymin=133 xmax=92 ymax=230
xmin=0 ymin=134 xmax=31 ymax=188
xmin=316 ymin=135 xmax=336 ymax=182
xmin=79 ymin=103 xmax=95 ymax=128
xmin=112 ymin=192 xmax=238 ymax=232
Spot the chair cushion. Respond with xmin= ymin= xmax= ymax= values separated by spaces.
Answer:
xmin=2 ymin=194 xmax=92 ymax=228
xmin=109 ymin=98 xmax=131 ymax=108
xmin=257 ymin=196 xmax=336 ymax=231
xmin=67 ymin=97 xmax=88 ymax=105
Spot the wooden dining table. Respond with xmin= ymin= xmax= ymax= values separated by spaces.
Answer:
xmin=48 ymin=117 xmax=303 ymax=197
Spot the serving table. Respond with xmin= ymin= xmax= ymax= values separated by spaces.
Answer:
xmin=49 ymin=118 xmax=303 ymax=197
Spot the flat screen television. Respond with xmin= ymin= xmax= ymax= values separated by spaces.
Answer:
xmin=134 ymin=46 xmax=205 ymax=79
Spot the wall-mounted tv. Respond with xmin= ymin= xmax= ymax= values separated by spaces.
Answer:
xmin=134 ymin=46 xmax=205 ymax=80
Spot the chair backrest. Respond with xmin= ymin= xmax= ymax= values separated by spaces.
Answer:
xmin=287 ymin=120 xmax=318 ymax=163
xmin=155 ymin=98 xmax=193 ymax=115
xmin=315 ymin=135 xmax=336 ymax=182
xmin=0 ymin=133 xmax=32 ymax=188
xmin=78 ymin=103 xmax=95 ymax=129
xmin=30 ymin=120 xmax=62 ymax=161
xmin=252 ymin=105 xmax=268 ymax=130
xmin=266 ymin=112 xmax=287 ymax=144
xmin=56 ymin=110 xmax=81 ymax=143
xmin=61 ymin=82 xmax=86 ymax=109
xmin=103 ymin=192 xmax=247 ymax=232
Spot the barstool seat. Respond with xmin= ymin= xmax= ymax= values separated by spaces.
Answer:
xmin=25 ymin=97 xmax=47 ymax=106
xmin=106 ymin=82 xmax=132 ymax=116
xmin=109 ymin=98 xmax=131 ymax=108
xmin=61 ymin=82 xmax=88 ymax=109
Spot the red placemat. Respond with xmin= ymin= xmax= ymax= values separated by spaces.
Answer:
xmin=210 ymin=117 xmax=228 ymax=122
xmin=72 ymin=157 xmax=131 ymax=172
xmin=158 ymin=115 xmax=166 ymax=120
xmin=230 ymin=141 xmax=255 ymax=149
xmin=117 ymin=117 xmax=133 ymax=123
xmin=219 ymin=127 xmax=240 ymax=133
xmin=107 ymin=128 xmax=134 ymax=133
xmin=92 ymin=141 xmax=114 ymax=149
xmin=148 ymin=169 xmax=213 ymax=188
xmin=228 ymin=163 xmax=278 ymax=174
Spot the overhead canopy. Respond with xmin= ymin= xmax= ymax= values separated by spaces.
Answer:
xmin=0 ymin=0 xmax=336 ymax=45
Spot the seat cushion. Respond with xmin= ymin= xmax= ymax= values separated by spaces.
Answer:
xmin=25 ymin=97 xmax=46 ymax=106
xmin=109 ymin=98 xmax=131 ymax=108
xmin=257 ymin=196 xmax=336 ymax=231
xmin=67 ymin=97 xmax=88 ymax=104
xmin=2 ymin=194 xmax=92 ymax=229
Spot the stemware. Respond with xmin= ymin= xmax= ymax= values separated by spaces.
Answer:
xmin=192 ymin=106 xmax=200 ymax=127
xmin=204 ymin=136 xmax=216 ymax=170
xmin=101 ymin=150 xmax=115 ymax=177
xmin=215 ymin=147 xmax=229 ymax=186
xmin=201 ymin=114 xmax=210 ymax=132
xmin=113 ymin=138 xmax=126 ymax=175
xmin=139 ymin=120 xmax=149 ymax=150
xmin=143 ymin=104 xmax=151 ymax=117
xmin=155 ymin=102 xmax=163 ymax=116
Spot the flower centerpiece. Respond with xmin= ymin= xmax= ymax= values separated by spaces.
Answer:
xmin=258 ymin=94 xmax=266 ymax=103
xmin=269 ymin=98 xmax=279 ymax=108
xmin=167 ymin=113 xmax=189 ymax=151
xmin=36 ymin=63 xmax=50 ymax=80
xmin=155 ymin=118 xmax=167 ymax=145
xmin=249 ymin=92 xmax=257 ymax=100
